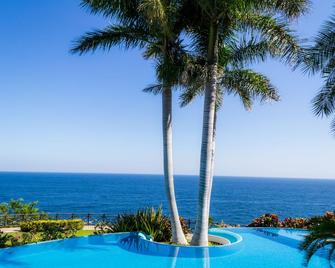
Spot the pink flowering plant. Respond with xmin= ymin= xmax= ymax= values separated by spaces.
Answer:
xmin=248 ymin=213 xmax=280 ymax=227
xmin=281 ymin=217 xmax=308 ymax=228
xmin=248 ymin=211 xmax=335 ymax=229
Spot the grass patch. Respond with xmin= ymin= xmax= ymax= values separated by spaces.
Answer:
xmin=75 ymin=230 xmax=95 ymax=237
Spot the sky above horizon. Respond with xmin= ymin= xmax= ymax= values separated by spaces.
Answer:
xmin=0 ymin=1 xmax=334 ymax=179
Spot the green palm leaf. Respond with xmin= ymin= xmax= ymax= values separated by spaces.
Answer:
xmin=300 ymin=217 xmax=335 ymax=266
xmin=71 ymin=24 xmax=151 ymax=54
xmin=222 ymin=69 xmax=279 ymax=110
xmin=238 ymin=13 xmax=301 ymax=64
xmin=300 ymin=11 xmax=335 ymax=134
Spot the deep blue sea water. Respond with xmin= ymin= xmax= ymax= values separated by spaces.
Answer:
xmin=0 ymin=172 xmax=334 ymax=224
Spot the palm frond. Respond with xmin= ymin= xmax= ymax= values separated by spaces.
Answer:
xmin=179 ymin=84 xmax=204 ymax=107
xmin=71 ymin=24 xmax=151 ymax=55
xmin=252 ymin=0 xmax=310 ymax=19
xmin=300 ymin=217 xmax=335 ymax=266
xmin=179 ymin=56 xmax=207 ymax=107
xmin=139 ymin=0 xmax=167 ymax=25
xmin=225 ymin=37 xmax=279 ymax=68
xmin=143 ymin=84 xmax=163 ymax=95
xmin=312 ymin=85 xmax=335 ymax=117
xmin=301 ymin=15 xmax=335 ymax=74
xmin=80 ymin=0 xmax=142 ymax=24
xmin=332 ymin=118 xmax=335 ymax=136
xmin=222 ymin=69 xmax=279 ymax=110
xmin=238 ymin=13 xmax=301 ymax=64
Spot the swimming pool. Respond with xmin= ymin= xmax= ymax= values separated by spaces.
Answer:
xmin=0 ymin=228 xmax=331 ymax=267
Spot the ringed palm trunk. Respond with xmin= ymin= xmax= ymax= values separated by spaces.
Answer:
xmin=191 ymin=23 xmax=218 ymax=246
xmin=207 ymin=107 xmax=217 ymax=217
xmin=162 ymin=86 xmax=188 ymax=245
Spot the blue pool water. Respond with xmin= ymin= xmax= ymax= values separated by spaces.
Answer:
xmin=1 ymin=172 xmax=335 ymax=224
xmin=0 ymin=228 xmax=331 ymax=267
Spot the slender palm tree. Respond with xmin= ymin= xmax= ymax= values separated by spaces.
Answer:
xmin=300 ymin=11 xmax=335 ymax=134
xmin=180 ymin=46 xmax=281 ymax=223
xmin=71 ymin=0 xmax=188 ymax=244
xmin=182 ymin=0 xmax=309 ymax=245
xmin=300 ymin=215 xmax=335 ymax=266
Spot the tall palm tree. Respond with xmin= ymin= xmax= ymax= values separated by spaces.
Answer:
xmin=180 ymin=45 xmax=281 ymax=223
xmin=300 ymin=213 xmax=335 ymax=266
xmin=300 ymin=11 xmax=335 ymax=134
xmin=182 ymin=0 xmax=309 ymax=245
xmin=71 ymin=0 xmax=188 ymax=244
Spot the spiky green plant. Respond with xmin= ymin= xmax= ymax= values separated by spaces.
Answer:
xmin=99 ymin=207 xmax=189 ymax=242
xmin=300 ymin=212 xmax=335 ymax=266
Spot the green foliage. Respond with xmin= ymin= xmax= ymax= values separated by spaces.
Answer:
xmin=299 ymin=12 xmax=335 ymax=134
xmin=0 ymin=231 xmax=9 ymax=248
xmin=72 ymin=0 xmax=188 ymax=90
xmin=0 ymin=199 xmax=46 ymax=226
xmin=208 ymin=216 xmax=215 ymax=226
xmin=0 ymin=199 xmax=39 ymax=215
xmin=8 ymin=199 xmax=39 ymax=215
xmin=0 ymin=231 xmax=23 ymax=248
xmin=20 ymin=219 xmax=84 ymax=240
xmin=95 ymin=207 xmax=189 ymax=242
xmin=300 ymin=211 xmax=335 ymax=266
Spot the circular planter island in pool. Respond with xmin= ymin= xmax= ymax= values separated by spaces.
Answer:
xmin=117 ymin=229 xmax=243 ymax=258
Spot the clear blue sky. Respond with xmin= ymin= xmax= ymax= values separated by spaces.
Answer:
xmin=0 ymin=1 xmax=334 ymax=179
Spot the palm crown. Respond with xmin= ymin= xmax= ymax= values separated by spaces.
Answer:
xmin=72 ymin=0 xmax=188 ymax=89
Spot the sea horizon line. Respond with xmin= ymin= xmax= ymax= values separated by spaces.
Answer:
xmin=0 ymin=170 xmax=334 ymax=181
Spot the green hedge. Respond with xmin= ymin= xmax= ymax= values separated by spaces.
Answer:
xmin=20 ymin=219 xmax=84 ymax=233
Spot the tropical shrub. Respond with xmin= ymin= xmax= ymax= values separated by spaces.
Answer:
xmin=300 ymin=212 xmax=335 ymax=266
xmin=0 ymin=199 xmax=47 ymax=226
xmin=248 ymin=212 xmax=335 ymax=229
xmin=208 ymin=216 xmax=215 ymax=226
xmin=95 ymin=207 xmax=189 ymax=242
xmin=281 ymin=217 xmax=308 ymax=229
xmin=248 ymin=213 xmax=280 ymax=227
xmin=0 ymin=231 xmax=23 ymax=248
xmin=306 ymin=211 xmax=335 ymax=229
xmin=21 ymin=232 xmax=39 ymax=244
xmin=0 ymin=231 xmax=9 ymax=248
xmin=20 ymin=219 xmax=84 ymax=240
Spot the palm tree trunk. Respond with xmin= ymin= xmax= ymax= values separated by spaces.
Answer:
xmin=191 ymin=23 xmax=218 ymax=246
xmin=162 ymin=86 xmax=188 ymax=245
xmin=207 ymin=107 xmax=217 ymax=215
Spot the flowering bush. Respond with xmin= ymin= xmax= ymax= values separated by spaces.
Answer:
xmin=324 ymin=211 xmax=335 ymax=219
xmin=306 ymin=211 xmax=335 ymax=229
xmin=248 ymin=213 xmax=280 ymax=227
xmin=281 ymin=217 xmax=308 ymax=229
xmin=248 ymin=212 xmax=335 ymax=229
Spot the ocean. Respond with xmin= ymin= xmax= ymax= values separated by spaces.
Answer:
xmin=0 ymin=172 xmax=334 ymax=225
